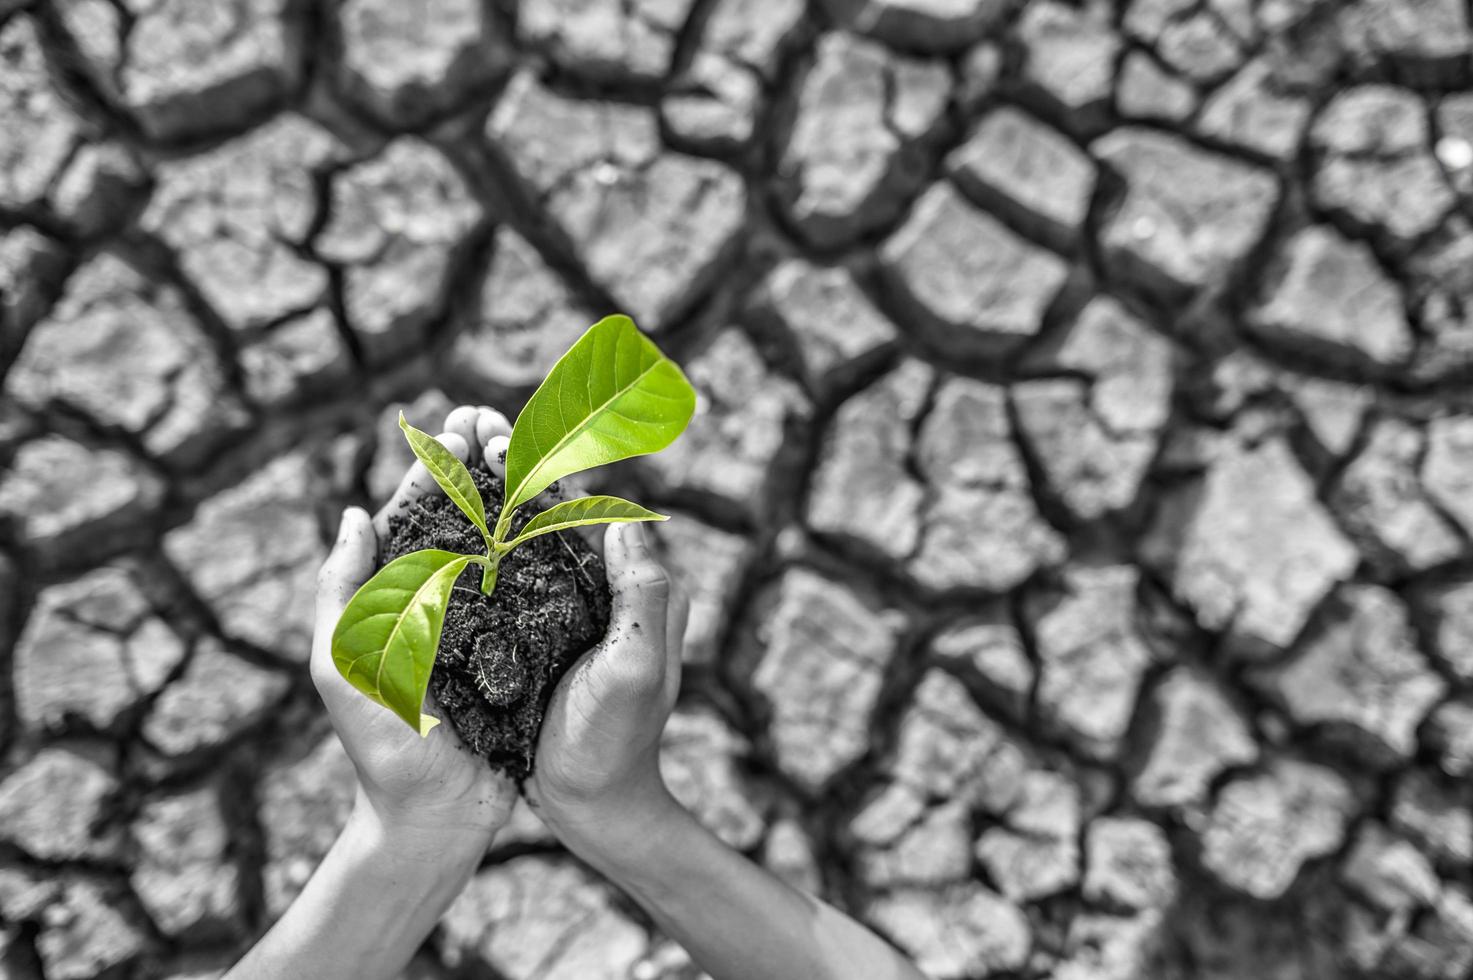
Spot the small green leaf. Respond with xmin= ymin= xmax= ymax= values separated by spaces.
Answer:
xmin=332 ymin=549 xmax=477 ymax=736
xmin=399 ymin=412 xmax=488 ymax=539
xmin=500 ymin=315 xmax=696 ymax=531
xmin=506 ymin=495 xmax=668 ymax=549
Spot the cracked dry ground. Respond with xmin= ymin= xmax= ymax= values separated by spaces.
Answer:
xmin=3 ymin=0 xmax=1473 ymax=979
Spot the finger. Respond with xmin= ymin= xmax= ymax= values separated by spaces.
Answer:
xmin=484 ymin=435 xmax=509 ymax=478
xmin=444 ymin=406 xmax=481 ymax=450
xmin=372 ymin=431 xmax=470 ymax=538
xmin=476 ymin=407 xmax=512 ymax=447
xmin=597 ymin=523 xmax=671 ymax=701
xmin=312 ymin=507 xmax=376 ymax=688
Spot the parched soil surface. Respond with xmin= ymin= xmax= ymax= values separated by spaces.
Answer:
xmin=2 ymin=0 xmax=1473 ymax=977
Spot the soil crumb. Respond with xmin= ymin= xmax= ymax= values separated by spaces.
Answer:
xmin=382 ymin=464 xmax=611 ymax=782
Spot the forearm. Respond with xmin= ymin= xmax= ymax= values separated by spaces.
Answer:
xmin=560 ymin=790 xmax=924 ymax=980
xmin=228 ymin=789 xmax=486 ymax=980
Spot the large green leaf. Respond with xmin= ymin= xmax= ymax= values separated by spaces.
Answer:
xmin=399 ymin=413 xmax=489 ymax=539
xmin=500 ymin=315 xmax=696 ymax=530
xmin=507 ymin=495 xmax=668 ymax=548
xmin=332 ymin=549 xmax=477 ymax=736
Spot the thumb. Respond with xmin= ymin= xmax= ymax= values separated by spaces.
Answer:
xmin=313 ymin=506 xmax=376 ymax=661
xmin=597 ymin=523 xmax=671 ymax=699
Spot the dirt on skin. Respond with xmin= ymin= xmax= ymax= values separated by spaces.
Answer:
xmin=381 ymin=464 xmax=611 ymax=782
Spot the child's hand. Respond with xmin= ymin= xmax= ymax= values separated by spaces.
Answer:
xmin=524 ymin=522 xmax=690 ymax=854
xmin=310 ymin=407 xmax=518 ymax=858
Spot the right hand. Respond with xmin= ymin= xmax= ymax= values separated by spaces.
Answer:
xmin=522 ymin=521 xmax=690 ymax=852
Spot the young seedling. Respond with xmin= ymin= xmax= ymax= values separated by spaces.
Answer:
xmin=331 ymin=315 xmax=696 ymax=736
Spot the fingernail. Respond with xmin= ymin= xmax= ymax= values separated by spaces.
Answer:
xmin=336 ymin=507 xmax=354 ymax=543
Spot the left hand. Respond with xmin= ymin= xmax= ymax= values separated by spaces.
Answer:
xmin=309 ymin=406 xmax=518 ymax=856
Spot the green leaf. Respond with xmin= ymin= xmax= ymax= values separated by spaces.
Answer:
xmin=332 ymin=549 xmax=477 ymax=736
xmin=506 ymin=495 xmax=668 ymax=549
xmin=501 ymin=315 xmax=696 ymax=528
xmin=399 ymin=413 xmax=488 ymax=539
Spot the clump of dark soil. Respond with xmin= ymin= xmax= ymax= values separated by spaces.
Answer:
xmin=381 ymin=464 xmax=611 ymax=782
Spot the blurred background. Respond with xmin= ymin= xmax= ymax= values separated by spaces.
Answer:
xmin=2 ymin=0 xmax=1473 ymax=977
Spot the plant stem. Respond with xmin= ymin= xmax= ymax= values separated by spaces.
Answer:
xmin=480 ymin=554 xmax=500 ymax=595
xmin=492 ymin=507 xmax=514 ymax=549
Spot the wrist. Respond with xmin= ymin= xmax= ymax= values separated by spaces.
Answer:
xmin=545 ymin=782 xmax=695 ymax=883
xmin=347 ymin=787 xmax=494 ymax=878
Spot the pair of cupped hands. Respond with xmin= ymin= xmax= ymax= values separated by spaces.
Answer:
xmin=312 ymin=404 xmax=687 ymax=861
